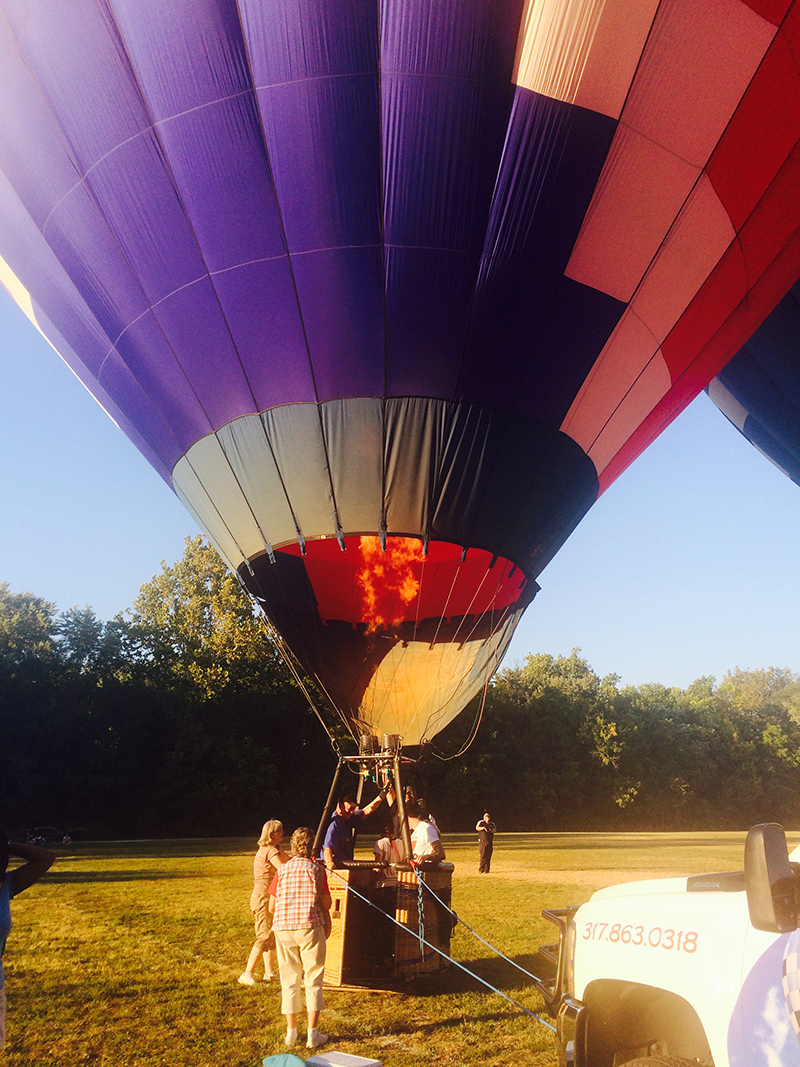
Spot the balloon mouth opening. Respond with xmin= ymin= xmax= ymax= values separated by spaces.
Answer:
xmin=271 ymin=535 xmax=530 ymax=632
xmin=238 ymin=535 xmax=537 ymax=743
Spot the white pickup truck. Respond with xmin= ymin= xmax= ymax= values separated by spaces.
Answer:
xmin=540 ymin=824 xmax=800 ymax=1067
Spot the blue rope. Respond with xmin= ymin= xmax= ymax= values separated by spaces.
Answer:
xmin=326 ymin=867 xmax=556 ymax=1033
xmin=417 ymin=874 xmax=425 ymax=955
xmin=409 ymin=867 xmax=544 ymax=985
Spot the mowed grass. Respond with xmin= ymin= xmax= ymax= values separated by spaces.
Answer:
xmin=5 ymin=830 xmax=799 ymax=1067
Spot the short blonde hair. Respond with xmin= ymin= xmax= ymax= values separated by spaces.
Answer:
xmin=258 ymin=819 xmax=283 ymax=848
xmin=290 ymin=827 xmax=314 ymax=859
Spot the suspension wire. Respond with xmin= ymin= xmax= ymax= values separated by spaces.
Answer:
xmin=419 ymin=564 xmax=517 ymax=744
xmin=408 ymin=866 xmax=545 ymax=986
xmin=429 ymin=627 xmax=507 ymax=760
xmin=430 ymin=670 xmax=490 ymax=761
xmin=324 ymin=866 xmax=556 ymax=1033
xmin=263 ymin=621 xmax=347 ymax=756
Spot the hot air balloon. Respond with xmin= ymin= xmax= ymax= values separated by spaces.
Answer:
xmin=709 ymin=280 xmax=800 ymax=487
xmin=2 ymin=0 xmax=800 ymax=759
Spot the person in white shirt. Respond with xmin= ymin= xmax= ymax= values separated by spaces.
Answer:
xmin=373 ymin=825 xmax=403 ymax=867
xmin=407 ymin=802 xmax=445 ymax=865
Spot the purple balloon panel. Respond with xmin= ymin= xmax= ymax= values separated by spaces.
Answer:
xmin=384 ymin=245 xmax=478 ymax=398
xmin=0 ymin=24 xmax=86 ymax=231
xmin=43 ymin=182 xmax=149 ymax=347
xmin=291 ymin=246 xmax=385 ymax=401
xmin=0 ymin=175 xmax=111 ymax=380
xmin=241 ymin=0 xmax=378 ymax=87
xmin=380 ymin=0 xmax=523 ymax=81
xmin=109 ymin=310 xmax=213 ymax=456
xmin=150 ymin=276 xmax=257 ymax=427
xmin=381 ymin=0 xmax=519 ymax=253
xmin=257 ymin=76 xmax=382 ymax=255
xmin=511 ymin=278 xmax=626 ymax=425
xmin=156 ymin=97 xmax=286 ymax=273
xmin=211 ymin=258 xmax=316 ymax=411
xmin=112 ymin=0 xmax=251 ymax=121
xmin=97 ymin=347 xmax=190 ymax=474
xmin=457 ymin=89 xmax=618 ymax=416
xmin=87 ymin=130 xmax=209 ymax=306
xmin=5 ymin=0 xmax=149 ymax=173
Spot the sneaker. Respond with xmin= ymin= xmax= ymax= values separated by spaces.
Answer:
xmin=285 ymin=1029 xmax=298 ymax=1047
xmin=307 ymin=1028 xmax=328 ymax=1049
xmin=263 ymin=973 xmax=274 ymax=982
xmin=237 ymin=972 xmax=256 ymax=986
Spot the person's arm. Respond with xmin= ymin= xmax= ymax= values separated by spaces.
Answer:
xmin=7 ymin=841 xmax=55 ymax=895
xmin=360 ymin=788 xmax=387 ymax=818
xmin=417 ymin=824 xmax=445 ymax=864
xmin=268 ymin=868 xmax=279 ymax=913
xmin=475 ymin=820 xmax=485 ymax=832
xmin=323 ymin=845 xmax=335 ymax=870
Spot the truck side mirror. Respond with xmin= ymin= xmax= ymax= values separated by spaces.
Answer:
xmin=745 ymin=823 xmax=798 ymax=933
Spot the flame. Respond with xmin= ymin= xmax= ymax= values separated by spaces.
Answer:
xmin=355 ymin=536 xmax=423 ymax=633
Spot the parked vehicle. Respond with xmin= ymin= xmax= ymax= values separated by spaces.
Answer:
xmin=540 ymin=824 xmax=800 ymax=1067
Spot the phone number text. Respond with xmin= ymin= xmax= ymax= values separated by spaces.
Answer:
xmin=581 ymin=922 xmax=698 ymax=952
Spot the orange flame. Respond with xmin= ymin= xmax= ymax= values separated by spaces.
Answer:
xmin=355 ymin=536 xmax=423 ymax=633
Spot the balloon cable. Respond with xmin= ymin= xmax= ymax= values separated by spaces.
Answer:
xmin=407 ymin=866 xmax=546 ymax=988
xmin=323 ymin=865 xmax=555 ymax=1033
xmin=430 ymin=637 xmax=501 ymax=761
xmin=263 ymin=622 xmax=345 ymax=757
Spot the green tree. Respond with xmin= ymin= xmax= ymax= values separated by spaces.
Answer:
xmin=424 ymin=650 xmax=619 ymax=830
xmin=128 ymin=535 xmax=286 ymax=698
xmin=126 ymin=536 xmax=337 ymax=831
xmin=0 ymin=582 xmax=59 ymax=672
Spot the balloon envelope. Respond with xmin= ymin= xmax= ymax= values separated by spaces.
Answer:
xmin=2 ymin=0 xmax=800 ymax=744
xmin=709 ymin=280 xmax=800 ymax=488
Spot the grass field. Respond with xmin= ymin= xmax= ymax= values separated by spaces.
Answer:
xmin=4 ymin=830 xmax=798 ymax=1067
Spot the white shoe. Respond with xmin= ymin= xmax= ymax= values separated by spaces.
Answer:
xmin=307 ymin=1028 xmax=328 ymax=1049
xmin=285 ymin=1029 xmax=298 ymax=1047
xmin=237 ymin=972 xmax=256 ymax=986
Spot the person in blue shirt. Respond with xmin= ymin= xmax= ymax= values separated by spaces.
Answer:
xmin=1 ymin=835 xmax=55 ymax=1050
xmin=321 ymin=789 xmax=386 ymax=869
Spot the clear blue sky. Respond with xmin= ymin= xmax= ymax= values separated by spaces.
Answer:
xmin=2 ymin=285 xmax=799 ymax=691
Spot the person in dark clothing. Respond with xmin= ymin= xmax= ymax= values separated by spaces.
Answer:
xmin=1 ymin=835 xmax=55 ymax=1049
xmin=475 ymin=812 xmax=496 ymax=873
xmin=321 ymin=790 xmax=385 ymax=869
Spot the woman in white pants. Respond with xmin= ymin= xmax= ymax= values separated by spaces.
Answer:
xmin=269 ymin=827 xmax=332 ymax=1050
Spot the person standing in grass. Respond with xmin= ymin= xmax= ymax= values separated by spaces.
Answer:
xmin=1 ymin=834 xmax=55 ymax=1050
xmin=238 ymin=819 xmax=289 ymax=986
xmin=269 ymin=826 xmax=332 ymax=1050
xmin=476 ymin=812 xmax=496 ymax=873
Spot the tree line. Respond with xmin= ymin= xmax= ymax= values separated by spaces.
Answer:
xmin=2 ymin=536 xmax=799 ymax=839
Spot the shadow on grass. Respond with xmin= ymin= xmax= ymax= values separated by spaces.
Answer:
xmin=337 ymin=1007 xmax=528 ymax=1039
xmin=362 ymin=951 xmax=550 ymax=1002
xmin=52 ymin=838 xmax=252 ymax=861
xmin=487 ymin=834 xmax=749 ymax=852
xmin=43 ymin=870 xmax=213 ymax=883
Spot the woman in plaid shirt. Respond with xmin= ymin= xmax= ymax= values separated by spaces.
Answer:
xmin=269 ymin=827 xmax=332 ymax=1049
